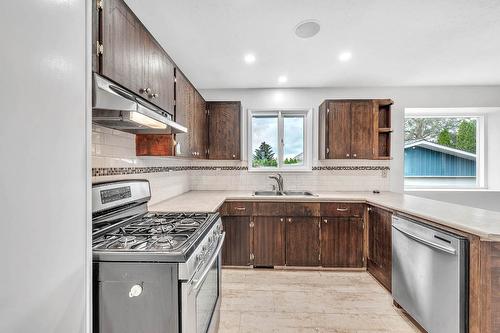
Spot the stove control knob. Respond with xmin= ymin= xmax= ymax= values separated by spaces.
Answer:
xmin=208 ymin=236 xmax=213 ymax=243
xmin=129 ymin=284 xmax=143 ymax=298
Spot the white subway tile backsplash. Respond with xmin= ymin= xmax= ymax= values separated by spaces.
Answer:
xmin=92 ymin=125 xmax=391 ymax=202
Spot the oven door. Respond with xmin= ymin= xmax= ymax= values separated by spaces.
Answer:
xmin=181 ymin=232 xmax=225 ymax=333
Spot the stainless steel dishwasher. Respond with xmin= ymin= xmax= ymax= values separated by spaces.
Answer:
xmin=392 ymin=215 xmax=468 ymax=333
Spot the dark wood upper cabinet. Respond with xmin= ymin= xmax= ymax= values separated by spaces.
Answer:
xmin=207 ymin=102 xmax=241 ymax=160
xmin=98 ymin=0 xmax=175 ymax=113
xmin=318 ymin=102 xmax=327 ymax=160
xmin=285 ymin=217 xmax=320 ymax=267
xmin=327 ymin=101 xmax=351 ymax=159
xmin=350 ymin=101 xmax=373 ymax=159
xmin=319 ymin=99 xmax=392 ymax=160
xmin=172 ymin=70 xmax=207 ymax=159
xmin=367 ymin=206 xmax=392 ymax=291
xmin=174 ymin=70 xmax=194 ymax=157
xmin=221 ymin=216 xmax=251 ymax=266
xmin=373 ymin=99 xmax=393 ymax=160
xmin=143 ymin=31 xmax=175 ymax=112
xmin=97 ymin=0 xmax=242 ymax=159
xmin=192 ymin=90 xmax=208 ymax=159
xmin=253 ymin=216 xmax=286 ymax=267
xmin=99 ymin=0 xmax=145 ymax=97
xmin=321 ymin=217 xmax=364 ymax=268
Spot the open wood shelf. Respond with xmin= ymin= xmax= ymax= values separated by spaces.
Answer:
xmin=373 ymin=100 xmax=393 ymax=159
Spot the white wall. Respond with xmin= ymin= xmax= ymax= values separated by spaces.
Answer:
xmin=92 ymin=124 xmax=192 ymax=205
xmin=0 ymin=1 xmax=89 ymax=332
xmin=200 ymin=86 xmax=500 ymax=193
xmin=487 ymin=112 xmax=500 ymax=189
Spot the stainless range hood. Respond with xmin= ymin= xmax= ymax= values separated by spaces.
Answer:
xmin=92 ymin=73 xmax=187 ymax=134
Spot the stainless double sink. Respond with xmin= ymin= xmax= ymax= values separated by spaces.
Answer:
xmin=253 ymin=190 xmax=316 ymax=196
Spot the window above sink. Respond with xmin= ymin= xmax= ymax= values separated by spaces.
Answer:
xmin=248 ymin=109 xmax=312 ymax=172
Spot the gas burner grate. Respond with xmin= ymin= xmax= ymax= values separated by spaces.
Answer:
xmin=92 ymin=211 xmax=212 ymax=252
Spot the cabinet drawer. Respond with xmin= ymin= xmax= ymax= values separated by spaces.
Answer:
xmin=252 ymin=202 xmax=286 ymax=216
xmin=320 ymin=203 xmax=365 ymax=217
xmin=285 ymin=202 xmax=320 ymax=217
xmin=220 ymin=202 xmax=253 ymax=216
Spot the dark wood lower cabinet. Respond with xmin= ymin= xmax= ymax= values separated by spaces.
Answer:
xmin=367 ymin=206 xmax=392 ymax=291
xmin=252 ymin=217 xmax=285 ymax=267
xmin=221 ymin=216 xmax=251 ymax=266
xmin=285 ymin=217 xmax=320 ymax=266
xmin=321 ymin=217 xmax=364 ymax=268
xmin=220 ymin=202 xmax=368 ymax=270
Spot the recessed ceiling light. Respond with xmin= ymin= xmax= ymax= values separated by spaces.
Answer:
xmin=278 ymin=75 xmax=288 ymax=83
xmin=244 ymin=53 xmax=256 ymax=64
xmin=338 ymin=51 xmax=352 ymax=62
xmin=295 ymin=19 xmax=321 ymax=39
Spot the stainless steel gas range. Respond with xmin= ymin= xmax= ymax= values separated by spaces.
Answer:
xmin=92 ymin=180 xmax=224 ymax=333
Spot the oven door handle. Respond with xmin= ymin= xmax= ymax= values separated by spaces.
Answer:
xmin=192 ymin=232 xmax=225 ymax=291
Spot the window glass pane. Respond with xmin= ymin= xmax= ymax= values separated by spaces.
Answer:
xmin=252 ymin=116 xmax=278 ymax=168
xmin=404 ymin=117 xmax=478 ymax=188
xmin=283 ymin=116 xmax=304 ymax=166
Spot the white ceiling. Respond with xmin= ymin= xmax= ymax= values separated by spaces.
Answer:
xmin=125 ymin=0 xmax=500 ymax=89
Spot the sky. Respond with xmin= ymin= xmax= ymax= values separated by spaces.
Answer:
xmin=251 ymin=115 xmax=303 ymax=160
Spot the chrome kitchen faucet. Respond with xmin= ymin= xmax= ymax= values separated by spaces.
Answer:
xmin=269 ymin=173 xmax=284 ymax=194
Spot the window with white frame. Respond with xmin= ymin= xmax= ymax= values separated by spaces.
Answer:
xmin=404 ymin=115 xmax=483 ymax=189
xmin=248 ymin=110 xmax=311 ymax=171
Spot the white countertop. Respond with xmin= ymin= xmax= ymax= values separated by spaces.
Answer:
xmin=149 ymin=191 xmax=500 ymax=241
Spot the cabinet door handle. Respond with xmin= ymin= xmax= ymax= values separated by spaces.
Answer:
xmin=287 ymin=218 xmax=292 ymax=223
xmin=323 ymin=219 xmax=328 ymax=224
xmin=346 ymin=153 xmax=350 ymax=157
xmin=336 ymin=208 xmax=349 ymax=212
xmin=234 ymin=207 xmax=246 ymax=211
xmin=280 ymin=218 xmax=284 ymax=222
xmin=353 ymin=153 xmax=357 ymax=157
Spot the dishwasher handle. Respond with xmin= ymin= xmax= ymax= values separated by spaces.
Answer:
xmin=393 ymin=224 xmax=457 ymax=255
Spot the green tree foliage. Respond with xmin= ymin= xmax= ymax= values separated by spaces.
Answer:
xmin=284 ymin=158 xmax=298 ymax=164
xmin=405 ymin=118 xmax=462 ymax=142
xmin=253 ymin=142 xmax=277 ymax=167
xmin=437 ymin=128 xmax=454 ymax=147
xmin=456 ymin=121 xmax=476 ymax=153
xmin=405 ymin=117 xmax=476 ymax=153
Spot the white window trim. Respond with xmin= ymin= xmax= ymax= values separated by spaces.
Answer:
xmin=247 ymin=108 xmax=313 ymax=172
xmin=403 ymin=113 xmax=485 ymax=190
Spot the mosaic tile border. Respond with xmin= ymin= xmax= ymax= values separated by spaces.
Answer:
xmin=92 ymin=165 xmax=390 ymax=177
xmin=312 ymin=166 xmax=390 ymax=171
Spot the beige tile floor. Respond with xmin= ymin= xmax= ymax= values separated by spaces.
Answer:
xmin=219 ymin=268 xmax=420 ymax=333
